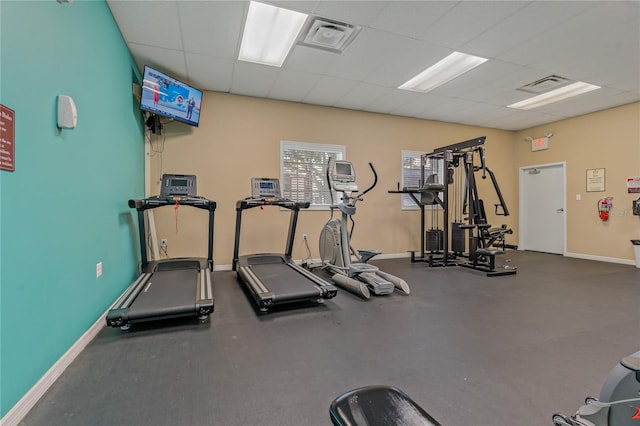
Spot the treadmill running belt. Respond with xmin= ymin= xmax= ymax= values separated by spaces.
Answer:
xmin=248 ymin=263 xmax=321 ymax=302
xmin=127 ymin=269 xmax=198 ymax=320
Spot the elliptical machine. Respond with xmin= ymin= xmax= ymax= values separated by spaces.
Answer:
xmin=552 ymin=351 xmax=640 ymax=426
xmin=319 ymin=159 xmax=410 ymax=299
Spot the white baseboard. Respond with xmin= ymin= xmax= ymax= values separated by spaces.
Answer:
xmin=0 ymin=311 xmax=107 ymax=426
xmin=565 ymin=252 xmax=636 ymax=266
xmin=213 ymin=264 xmax=233 ymax=271
xmin=1 ymin=252 xmax=413 ymax=425
xmin=373 ymin=252 xmax=412 ymax=260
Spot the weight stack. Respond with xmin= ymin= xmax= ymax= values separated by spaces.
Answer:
xmin=426 ymin=229 xmax=443 ymax=252
xmin=451 ymin=222 xmax=466 ymax=253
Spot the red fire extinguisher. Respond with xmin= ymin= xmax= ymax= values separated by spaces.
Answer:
xmin=597 ymin=197 xmax=613 ymax=221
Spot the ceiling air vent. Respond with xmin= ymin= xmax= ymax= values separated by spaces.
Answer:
xmin=298 ymin=17 xmax=361 ymax=53
xmin=518 ymin=75 xmax=573 ymax=94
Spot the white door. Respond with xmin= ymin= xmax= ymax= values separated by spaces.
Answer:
xmin=519 ymin=163 xmax=565 ymax=254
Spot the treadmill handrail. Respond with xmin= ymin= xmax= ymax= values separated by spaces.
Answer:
xmin=131 ymin=194 xmax=216 ymax=270
xmin=129 ymin=195 xmax=216 ymax=212
xmin=236 ymin=197 xmax=309 ymax=211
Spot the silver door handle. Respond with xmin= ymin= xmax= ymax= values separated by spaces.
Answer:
xmin=556 ymin=208 xmax=564 ymax=212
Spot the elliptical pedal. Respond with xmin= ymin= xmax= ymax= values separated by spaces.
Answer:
xmin=358 ymin=272 xmax=394 ymax=295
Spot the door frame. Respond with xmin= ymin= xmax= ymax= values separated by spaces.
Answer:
xmin=518 ymin=161 xmax=567 ymax=255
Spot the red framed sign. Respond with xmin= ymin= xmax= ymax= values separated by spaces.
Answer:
xmin=1 ymin=104 xmax=15 ymax=172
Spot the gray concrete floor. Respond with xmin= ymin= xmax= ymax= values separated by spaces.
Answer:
xmin=20 ymin=251 xmax=640 ymax=426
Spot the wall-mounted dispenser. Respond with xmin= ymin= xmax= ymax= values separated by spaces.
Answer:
xmin=57 ymin=95 xmax=77 ymax=129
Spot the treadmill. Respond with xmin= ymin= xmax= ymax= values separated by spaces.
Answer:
xmin=106 ymin=174 xmax=216 ymax=330
xmin=232 ymin=178 xmax=337 ymax=313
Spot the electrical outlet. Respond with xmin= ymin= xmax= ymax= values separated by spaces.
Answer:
xmin=160 ymin=239 xmax=167 ymax=248
xmin=96 ymin=262 xmax=102 ymax=278
xmin=302 ymin=234 xmax=308 ymax=241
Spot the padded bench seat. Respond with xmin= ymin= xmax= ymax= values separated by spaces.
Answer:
xmin=330 ymin=385 xmax=442 ymax=426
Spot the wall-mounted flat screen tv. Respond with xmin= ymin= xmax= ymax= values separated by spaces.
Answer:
xmin=140 ymin=65 xmax=202 ymax=127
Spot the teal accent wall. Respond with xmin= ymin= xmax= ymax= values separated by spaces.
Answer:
xmin=0 ymin=0 xmax=144 ymax=416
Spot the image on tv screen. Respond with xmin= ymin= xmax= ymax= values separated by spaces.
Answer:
xmin=140 ymin=66 xmax=202 ymax=127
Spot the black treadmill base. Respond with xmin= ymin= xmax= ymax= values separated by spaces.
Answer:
xmin=236 ymin=254 xmax=333 ymax=314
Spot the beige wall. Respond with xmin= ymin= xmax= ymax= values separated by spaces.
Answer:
xmin=149 ymin=92 xmax=639 ymax=266
xmin=514 ymin=102 xmax=640 ymax=261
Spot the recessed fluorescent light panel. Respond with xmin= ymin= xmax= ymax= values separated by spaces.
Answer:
xmin=238 ymin=1 xmax=308 ymax=67
xmin=508 ymin=81 xmax=601 ymax=110
xmin=399 ymin=51 xmax=488 ymax=93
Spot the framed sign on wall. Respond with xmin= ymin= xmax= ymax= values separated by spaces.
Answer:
xmin=586 ymin=168 xmax=605 ymax=192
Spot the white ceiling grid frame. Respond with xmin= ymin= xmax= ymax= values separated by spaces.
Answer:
xmin=309 ymin=27 xmax=397 ymax=82
xmin=363 ymin=38 xmax=451 ymax=88
xmin=177 ymin=1 xmax=246 ymax=58
xmin=106 ymin=0 xmax=640 ymax=131
xmin=332 ymin=83 xmax=391 ymax=111
xmin=268 ymin=69 xmax=322 ymax=103
xmin=459 ymin=1 xmax=599 ymax=59
xmin=128 ymin=43 xmax=189 ymax=80
xmin=364 ymin=89 xmax=421 ymax=115
xmin=303 ymin=75 xmax=360 ymax=107
xmin=312 ymin=1 xmax=388 ymax=27
xmin=417 ymin=1 xmax=530 ymax=49
xmin=369 ymin=1 xmax=459 ymax=41
xmin=230 ymin=61 xmax=281 ymax=98
xmin=185 ymin=53 xmax=235 ymax=93
xmin=108 ymin=1 xmax=183 ymax=50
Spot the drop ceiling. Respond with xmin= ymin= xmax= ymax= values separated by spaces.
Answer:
xmin=107 ymin=0 xmax=640 ymax=131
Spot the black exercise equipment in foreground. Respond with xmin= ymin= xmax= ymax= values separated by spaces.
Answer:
xmin=106 ymin=174 xmax=215 ymax=330
xmin=330 ymin=385 xmax=442 ymax=426
xmin=232 ymin=178 xmax=337 ymax=313
xmin=552 ymin=351 xmax=640 ymax=426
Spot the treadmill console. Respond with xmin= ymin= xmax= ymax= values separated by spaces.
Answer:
xmin=331 ymin=161 xmax=358 ymax=192
xmin=161 ymin=174 xmax=197 ymax=197
xmin=251 ymin=178 xmax=281 ymax=199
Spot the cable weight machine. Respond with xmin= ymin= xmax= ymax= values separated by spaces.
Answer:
xmin=389 ymin=136 xmax=517 ymax=276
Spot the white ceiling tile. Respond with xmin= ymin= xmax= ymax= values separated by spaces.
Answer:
xmin=534 ymin=87 xmax=637 ymax=116
xmin=370 ymin=1 xmax=458 ymax=40
xmin=588 ymin=66 xmax=640 ymax=93
xmin=498 ymin=1 xmax=639 ymax=68
xmin=107 ymin=1 xmax=183 ymax=50
xmin=364 ymin=90 xmax=420 ymax=114
xmin=430 ymin=60 xmax=522 ymax=98
xmin=230 ymin=61 xmax=280 ymax=98
xmin=460 ymin=1 xmax=599 ymax=58
xmin=185 ymin=53 xmax=234 ymax=93
xmin=437 ymin=102 xmax=504 ymax=123
xmin=128 ymin=43 xmax=187 ymax=78
xmin=421 ymin=98 xmax=481 ymax=122
xmin=422 ymin=1 xmax=530 ymax=49
xmin=303 ymin=76 xmax=360 ymax=106
xmin=311 ymin=1 xmax=388 ymax=26
xmin=364 ymin=39 xmax=450 ymax=88
xmin=268 ymin=69 xmax=321 ymax=103
xmin=268 ymin=0 xmax=319 ymax=14
xmin=285 ymin=45 xmax=340 ymax=75
xmin=110 ymin=0 xmax=640 ymax=131
xmin=317 ymin=28 xmax=397 ymax=82
xmin=178 ymin=1 xmax=246 ymax=58
xmin=484 ymin=110 xmax=564 ymax=131
xmin=390 ymin=93 xmax=449 ymax=117
xmin=452 ymin=65 xmax=545 ymax=103
xmin=333 ymin=83 xmax=391 ymax=111
xmin=463 ymin=108 xmax=522 ymax=128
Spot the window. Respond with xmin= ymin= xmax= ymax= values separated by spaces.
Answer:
xmin=400 ymin=150 xmax=443 ymax=210
xmin=281 ymin=141 xmax=345 ymax=209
